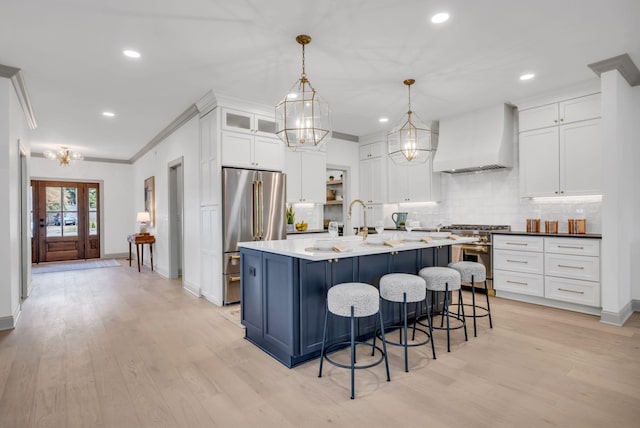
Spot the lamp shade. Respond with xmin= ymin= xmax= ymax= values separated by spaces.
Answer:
xmin=136 ymin=212 xmax=151 ymax=223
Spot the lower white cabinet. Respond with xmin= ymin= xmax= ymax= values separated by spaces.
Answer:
xmin=493 ymin=234 xmax=601 ymax=311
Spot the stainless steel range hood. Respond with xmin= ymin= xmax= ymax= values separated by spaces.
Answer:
xmin=433 ymin=104 xmax=515 ymax=174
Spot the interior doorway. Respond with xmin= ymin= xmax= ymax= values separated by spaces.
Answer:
xmin=168 ymin=157 xmax=184 ymax=280
xmin=31 ymin=180 xmax=100 ymax=263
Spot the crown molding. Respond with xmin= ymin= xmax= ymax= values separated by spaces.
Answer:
xmin=129 ymin=104 xmax=199 ymax=163
xmin=31 ymin=152 xmax=131 ymax=164
xmin=588 ymin=53 xmax=640 ymax=87
xmin=0 ymin=64 xmax=37 ymax=129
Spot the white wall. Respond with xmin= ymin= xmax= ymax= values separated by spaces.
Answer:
xmin=632 ymin=87 xmax=640 ymax=302
xmin=31 ymin=157 xmax=134 ymax=256
xmin=132 ymin=116 xmax=200 ymax=291
xmin=0 ymin=77 xmax=30 ymax=329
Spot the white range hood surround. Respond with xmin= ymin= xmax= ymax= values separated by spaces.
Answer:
xmin=433 ymin=104 xmax=516 ymax=174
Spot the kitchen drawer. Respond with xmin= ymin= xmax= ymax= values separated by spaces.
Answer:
xmin=544 ymin=276 xmax=600 ymax=307
xmin=494 ymin=270 xmax=544 ymax=297
xmin=494 ymin=249 xmax=544 ymax=274
xmin=493 ymin=235 xmax=544 ymax=252
xmin=545 ymin=253 xmax=599 ymax=282
xmin=544 ymin=237 xmax=600 ymax=257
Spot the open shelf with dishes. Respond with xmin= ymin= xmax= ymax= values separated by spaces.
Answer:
xmin=324 ymin=170 xmax=345 ymax=235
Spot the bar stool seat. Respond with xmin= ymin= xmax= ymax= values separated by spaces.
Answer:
xmin=319 ymin=282 xmax=390 ymax=399
xmin=448 ymin=261 xmax=492 ymax=337
xmin=376 ymin=273 xmax=434 ymax=372
xmin=418 ymin=267 xmax=468 ymax=355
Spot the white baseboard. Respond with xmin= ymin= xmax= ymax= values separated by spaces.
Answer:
xmin=103 ymin=252 xmax=129 ymax=259
xmin=495 ymin=291 xmax=601 ymax=316
xmin=600 ymin=301 xmax=634 ymax=326
xmin=154 ymin=267 xmax=169 ymax=278
xmin=632 ymin=299 xmax=640 ymax=312
xmin=183 ymin=280 xmax=201 ymax=297
xmin=202 ymin=291 xmax=223 ymax=307
xmin=0 ymin=304 xmax=21 ymax=331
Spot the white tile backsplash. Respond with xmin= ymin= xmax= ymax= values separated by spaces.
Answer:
xmin=387 ymin=165 xmax=602 ymax=233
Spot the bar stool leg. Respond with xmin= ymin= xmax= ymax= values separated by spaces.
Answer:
xmin=425 ymin=294 xmax=436 ymax=359
xmin=378 ymin=310 xmax=391 ymax=382
xmin=350 ymin=306 xmax=355 ymax=399
xmin=402 ymin=293 xmax=409 ymax=372
xmin=444 ymin=283 xmax=451 ymax=352
xmin=459 ymin=289 xmax=468 ymax=341
xmin=485 ymin=279 xmax=493 ymax=328
xmin=318 ymin=305 xmax=329 ymax=378
xmin=471 ymin=274 xmax=477 ymax=337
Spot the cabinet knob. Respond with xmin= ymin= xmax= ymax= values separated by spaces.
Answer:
xmin=554 ymin=119 xmax=558 ymax=123
xmin=560 ymin=190 xmax=564 ymax=194
xmin=560 ymin=118 xmax=564 ymax=122
xmin=328 ymin=259 xmax=333 ymax=264
xmin=555 ymin=191 xmax=559 ymax=194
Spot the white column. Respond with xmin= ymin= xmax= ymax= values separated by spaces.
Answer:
xmin=599 ymin=70 xmax=637 ymax=325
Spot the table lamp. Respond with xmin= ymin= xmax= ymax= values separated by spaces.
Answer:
xmin=136 ymin=211 xmax=151 ymax=234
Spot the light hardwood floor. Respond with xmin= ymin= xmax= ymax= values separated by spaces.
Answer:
xmin=1 ymin=262 xmax=639 ymax=427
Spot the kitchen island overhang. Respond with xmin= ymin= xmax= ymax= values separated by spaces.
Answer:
xmin=238 ymin=236 xmax=478 ymax=368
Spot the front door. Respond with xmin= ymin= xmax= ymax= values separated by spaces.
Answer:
xmin=32 ymin=180 xmax=101 ymax=262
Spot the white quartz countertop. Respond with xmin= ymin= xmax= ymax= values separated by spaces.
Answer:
xmin=238 ymin=232 xmax=478 ymax=261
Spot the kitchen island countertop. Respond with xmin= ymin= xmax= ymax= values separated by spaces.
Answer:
xmin=239 ymin=233 xmax=477 ymax=261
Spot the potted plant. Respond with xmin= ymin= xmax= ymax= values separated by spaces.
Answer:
xmin=328 ymin=175 xmax=335 ymax=181
xmin=286 ymin=206 xmax=295 ymax=232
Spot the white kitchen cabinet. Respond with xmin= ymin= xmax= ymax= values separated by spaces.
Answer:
xmin=494 ymin=235 xmax=544 ymax=297
xmin=359 ymin=156 xmax=386 ymax=204
xmin=221 ymin=131 xmax=283 ymax=171
xmin=519 ymin=93 xmax=600 ymax=132
xmin=359 ymin=142 xmax=384 ymax=160
xmin=386 ymin=159 xmax=441 ymax=203
xmin=222 ymin=108 xmax=277 ymax=138
xmin=284 ymin=150 xmax=326 ymax=203
xmin=519 ymin=119 xmax=601 ymax=197
xmin=494 ymin=234 xmax=601 ymax=310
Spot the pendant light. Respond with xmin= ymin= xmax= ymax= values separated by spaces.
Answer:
xmin=275 ymin=34 xmax=331 ymax=151
xmin=387 ymin=79 xmax=434 ymax=164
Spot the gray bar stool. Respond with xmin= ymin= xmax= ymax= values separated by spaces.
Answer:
xmin=374 ymin=273 xmax=435 ymax=372
xmin=448 ymin=261 xmax=492 ymax=337
xmin=418 ymin=267 xmax=468 ymax=355
xmin=318 ymin=282 xmax=391 ymax=399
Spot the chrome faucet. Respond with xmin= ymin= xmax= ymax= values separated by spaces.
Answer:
xmin=348 ymin=199 xmax=368 ymax=240
xmin=436 ymin=223 xmax=443 ymax=232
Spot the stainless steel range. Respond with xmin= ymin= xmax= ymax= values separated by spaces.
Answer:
xmin=440 ymin=224 xmax=512 ymax=295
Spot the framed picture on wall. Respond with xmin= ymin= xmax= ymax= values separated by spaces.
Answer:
xmin=144 ymin=176 xmax=155 ymax=227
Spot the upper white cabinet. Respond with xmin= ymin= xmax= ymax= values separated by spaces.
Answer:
xmin=221 ymin=108 xmax=277 ymax=137
xmin=284 ymin=150 xmax=326 ymax=204
xmin=387 ymin=159 xmax=441 ymax=203
xmin=519 ymin=93 xmax=600 ymax=132
xmin=519 ymin=93 xmax=601 ymax=198
xmin=520 ymin=119 xmax=601 ymax=197
xmin=359 ymin=142 xmax=387 ymax=204
xmin=220 ymin=108 xmax=283 ymax=171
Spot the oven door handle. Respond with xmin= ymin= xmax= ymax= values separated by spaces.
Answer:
xmin=460 ymin=245 xmax=489 ymax=254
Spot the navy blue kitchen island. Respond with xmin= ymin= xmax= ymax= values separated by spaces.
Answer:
xmin=239 ymin=235 xmax=477 ymax=368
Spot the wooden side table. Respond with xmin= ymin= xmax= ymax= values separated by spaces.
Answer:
xmin=127 ymin=234 xmax=156 ymax=272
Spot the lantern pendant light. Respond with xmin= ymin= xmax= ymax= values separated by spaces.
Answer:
xmin=275 ymin=34 xmax=331 ymax=151
xmin=387 ymin=79 xmax=434 ymax=165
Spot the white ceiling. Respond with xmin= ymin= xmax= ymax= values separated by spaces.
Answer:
xmin=1 ymin=0 xmax=638 ymax=161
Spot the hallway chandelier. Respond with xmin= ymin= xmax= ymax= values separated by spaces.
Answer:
xmin=387 ymin=79 xmax=434 ymax=165
xmin=275 ymin=34 xmax=331 ymax=151
xmin=43 ymin=146 xmax=83 ymax=166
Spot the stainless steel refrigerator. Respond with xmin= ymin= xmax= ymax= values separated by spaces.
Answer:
xmin=222 ymin=167 xmax=286 ymax=304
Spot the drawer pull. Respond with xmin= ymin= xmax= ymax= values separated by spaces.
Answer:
xmin=557 ymin=288 xmax=585 ymax=295
xmin=557 ymin=245 xmax=584 ymax=250
xmin=506 ymin=242 xmax=528 ymax=246
xmin=557 ymin=264 xmax=584 ymax=270
xmin=506 ymin=280 xmax=528 ymax=286
xmin=507 ymin=259 xmax=528 ymax=264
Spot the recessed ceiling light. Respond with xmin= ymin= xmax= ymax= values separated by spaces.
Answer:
xmin=520 ymin=73 xmax=535 ymax=81
xmin=379 ymin=117 xmax=389 ymax=123
xmin=431 ymin=12 xmax=450 ymax=24
xmin=102 ymin=111 xmax=115 ymax=117
xmin=123 ymin=49 xmax=141 ymax=59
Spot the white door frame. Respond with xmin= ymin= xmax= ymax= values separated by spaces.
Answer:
xmin=168 ymin=157 xmax=184 ymax=280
